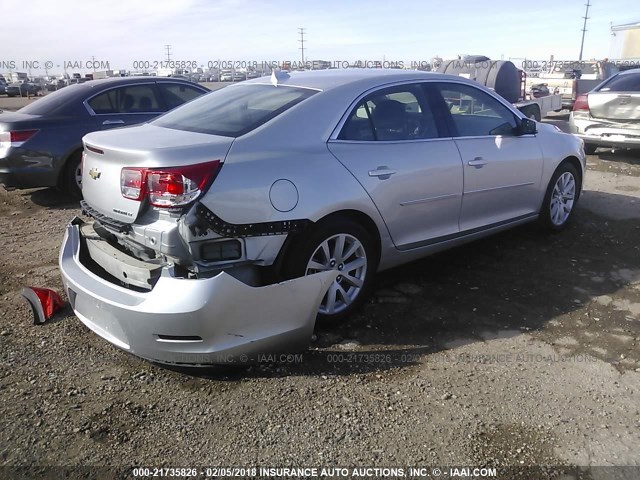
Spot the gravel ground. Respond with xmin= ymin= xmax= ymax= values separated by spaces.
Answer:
xmin=0 ymin=104 xmax=639 ymax=479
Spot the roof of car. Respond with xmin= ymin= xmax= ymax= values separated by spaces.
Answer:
xmin=616 ymin=68 xmax=640 ymax=76
xmin=61 ymin=76 xmax=201 ymax=93
xmin=242 ymin=69 xmax=449 ymax=91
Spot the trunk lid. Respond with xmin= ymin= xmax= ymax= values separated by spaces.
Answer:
xmin=588 ymin=92 xmax=640 ymax=122
xmin=0 ymin=112 xmax=41 ymax=128
xmin=82 ymin=123 xmax=234 ymax=224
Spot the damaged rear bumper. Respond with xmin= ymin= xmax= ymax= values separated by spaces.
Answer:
xmin=570 ymin=115 xmax=640 ymax=147
xmin=59 ymin=219 xmax=337 ymax=366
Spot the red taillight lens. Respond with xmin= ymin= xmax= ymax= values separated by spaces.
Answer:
xmin=120 ymin=161 xmax=221 ymax=207
xmin=121 ymin=168 xmax=145 ymax=200
xmin=0 ymin=129 xmax=39 ymax=147
xmin=147 ymin=161 xmax=221 ymax=207
xmin=149 ymin=173 xmax=185 ymax=195
xmin=573 ymin=94 xmax=589 ymax=112
xmin=11 ymin=130 xmax=39 ymax=142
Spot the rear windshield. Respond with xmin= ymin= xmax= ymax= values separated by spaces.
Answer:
xmin=18 ymin=84 xmax=83 ymax=115
xmin=152 ymin=84 xmax=317 ymax=137
xmin=598 ymin=72 xmax=640 ymax=93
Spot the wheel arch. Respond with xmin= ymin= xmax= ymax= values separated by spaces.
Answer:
xmin=271 ymin=208 xmax=382 ymax=277
xmin=56 ymin=146 xmax=83 ymax=189
xmin=558 ymin=155 xmax=584 ymax=198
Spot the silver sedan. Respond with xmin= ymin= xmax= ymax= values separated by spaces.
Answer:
xmin=60 ymin=69 xmax=586 ymax=365
xmin=569 ymin=69 xmax=640 ymax=153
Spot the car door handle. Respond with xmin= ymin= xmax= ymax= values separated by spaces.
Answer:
xmin=368 ymin=166 xmax=396 ymax=179
xmin=468 ymin=157 xmax=487 ymax=167
xmin=102 ymin=120 xmax=125 ymax=125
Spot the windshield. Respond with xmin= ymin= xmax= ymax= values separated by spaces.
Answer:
xmin=153 ymin=84 xmax=318 ymax=137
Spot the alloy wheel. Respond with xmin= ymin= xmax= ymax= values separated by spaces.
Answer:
xmin=305 ymin=233 xmax=367 ymax=315
xmin=550 ymin=171 xmax=576 ymax=226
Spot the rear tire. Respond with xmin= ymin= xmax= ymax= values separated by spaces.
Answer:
xmin=63 ymin=150 xmax=83 ymax=199
xmin=539 ymin=163 xmax=580 ymax=232
xmin=282 ymin=217 xmax=377 ymax=325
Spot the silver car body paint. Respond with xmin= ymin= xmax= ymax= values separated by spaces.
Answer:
xmin=60 ymin=222 xmax=338 ymax=365
xmin=62 ymin=69 xmax=586 ymax=364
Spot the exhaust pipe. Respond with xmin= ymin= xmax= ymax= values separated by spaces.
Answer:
xmin=21 ymin=287 xmax=65 ymax=325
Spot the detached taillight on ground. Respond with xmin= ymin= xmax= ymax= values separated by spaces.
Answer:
xmin=120 ymin=160 xmax=221 ymax=208
xmin=573 ymin=94 xmax=589 ymax=112
xmin=21 ymin=287 xmax=65 ymax=325
xmin=0 ymin=129 xmax=39 ymax=148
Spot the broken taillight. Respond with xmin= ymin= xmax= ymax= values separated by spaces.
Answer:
xmin=21 ymin=287 xmax=65 ymax=324
xmin=120 ymin=161 xmax=221 ymax=208
xmin=0 ymin=129 xmax=39 ymax=148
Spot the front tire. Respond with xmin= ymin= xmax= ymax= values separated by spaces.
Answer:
xmin=539 ymin=163 xmax=580 ymax=231
xmin=283 ymin=218 xmax=377 ymax=324
xmin=583 ymin=143 xmax=598 ymax=155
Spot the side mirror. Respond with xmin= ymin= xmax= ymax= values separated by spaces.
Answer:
xmin=519 ymin=118 xmax=537 ymax=135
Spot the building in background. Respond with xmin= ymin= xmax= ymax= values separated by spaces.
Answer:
xmin=609 ymin=21 xmax=640 ymax=59
xmin=9 ymin=72 xmax=28 ymax=82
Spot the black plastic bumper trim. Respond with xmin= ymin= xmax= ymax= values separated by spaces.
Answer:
xmin=80 ymin=200 xmax=131 ymax=234
xmin=189 ymin=202 xmax=312 ymax=238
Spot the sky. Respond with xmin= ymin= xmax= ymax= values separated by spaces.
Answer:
xmin=1 ymin=0 xmax=638 ymax=74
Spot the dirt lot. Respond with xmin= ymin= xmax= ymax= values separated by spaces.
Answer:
xmin=0 ymin=103 xmax=639 ymax=479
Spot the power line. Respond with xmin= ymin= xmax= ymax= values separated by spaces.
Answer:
xmin=298 ymin=28 xmax=306 ymax=65
xmin=579 ymin=0 xmax=592 ymax=61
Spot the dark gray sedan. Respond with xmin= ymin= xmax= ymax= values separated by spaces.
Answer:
xmin=0 ymin=77 xmax=208 ymax=197
xmin=5 ymin=82 xmax=40 ymax=97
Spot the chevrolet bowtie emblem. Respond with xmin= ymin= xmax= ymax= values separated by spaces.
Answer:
xmin=89 ymin=168 xmax=101 ymax=180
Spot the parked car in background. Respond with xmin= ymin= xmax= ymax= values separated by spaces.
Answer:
xmin=219 ymin=71 xmax=233 ymax=81
xmin=0 ymin=81 xmax=6 ymax=95
xmin=169 ymin=74 xmax=190 ymax=81
xmin=45 ymin=79 xmax=66 ymax=91
xmin=62 ymin=69 xmax=586 ymax=365
xmin=5 ymin=81 xmax=40 ymax=97
xmin=529 ymin=83 xmax=550 ymax=98
xmin=569 ymin=69 xmax=640 ymax=154
xmin=232 ymin=71 xmax=246 ymax=82
xmin=0 ymin=77 xmax=208 ymax=197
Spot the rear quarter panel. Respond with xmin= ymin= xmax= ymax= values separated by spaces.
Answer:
xmin=198 ymin=84 xmax=395 ymax=258
xmin=201 ymin=143 xmax=390 ymax=244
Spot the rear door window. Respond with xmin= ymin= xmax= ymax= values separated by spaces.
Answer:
xmin=158 ymin=82 xmax=205 ymax=110
xmin=339 ymin=84 xmax=440 ymax=141
xmin=598 ymin=73 xmax=640 ymax=92
xmin=88 ymin=84 xmax=163 ymax=114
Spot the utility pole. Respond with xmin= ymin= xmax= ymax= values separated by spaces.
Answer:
xmin=298 ymin=28 xmax=306 ymax=66
xmin=165 ymin=45 xmax=172 ymax=62
xmin=579 ymin=0 xmax=592 ymax=61
xmin=91 ymin=55 xmax=96 ymax=72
